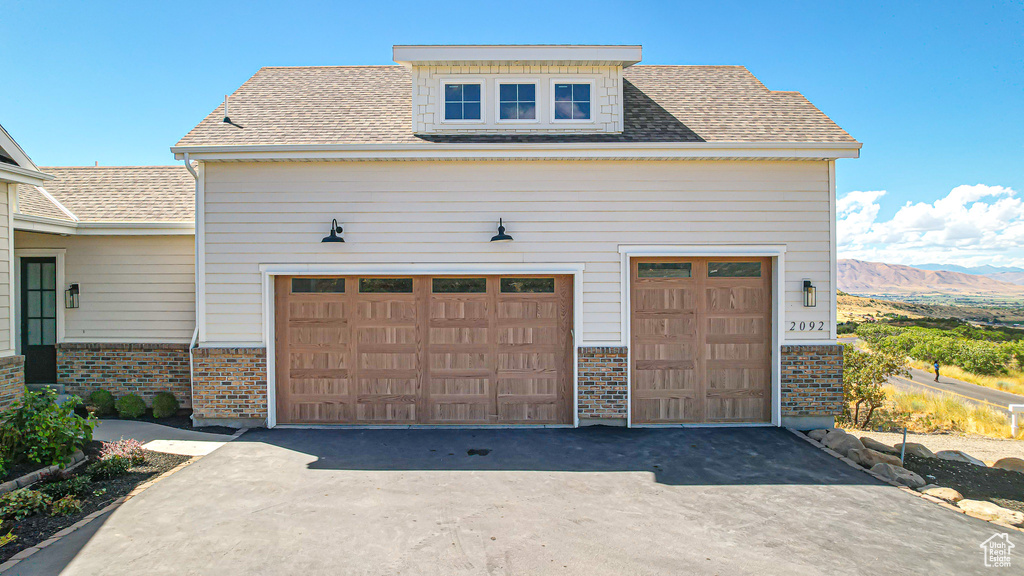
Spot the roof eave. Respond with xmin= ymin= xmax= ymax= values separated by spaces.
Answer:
xmin=0 ymin=164 xmax=54 ymax=186
xmin=13 ymin=214 xmax=195 ymax=235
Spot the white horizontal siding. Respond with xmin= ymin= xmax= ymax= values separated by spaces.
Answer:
xmin=0 ymin=185 xmax=11 ymax=353
xmin=202 ymin=160 xmax=833 ymax=345
xmin=15 ymin=232 xmax=195 ymax=343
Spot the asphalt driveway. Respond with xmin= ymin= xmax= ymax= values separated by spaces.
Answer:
xmin=9 ymin=427 xmax=1007 ymax=575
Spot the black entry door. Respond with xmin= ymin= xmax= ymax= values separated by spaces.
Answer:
xmin=21 ymin=257 xmax=57 ymax=383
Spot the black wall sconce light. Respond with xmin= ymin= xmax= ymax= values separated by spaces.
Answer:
xmin=321 ymin=219 xmax=345 ymax=243
xmin=65 ymin=283 xmax=80 ymax=309
xmin=803 ymin=279 xmax=816 ymax=307
xmin=490 ymin=218 xmax=513 ymax=243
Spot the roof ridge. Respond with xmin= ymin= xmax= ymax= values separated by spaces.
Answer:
xmin=38 ymin=165 xmax=184 ymax=169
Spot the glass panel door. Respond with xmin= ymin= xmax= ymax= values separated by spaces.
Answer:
xmin=22 ymin=258 xmax=58 ymax=383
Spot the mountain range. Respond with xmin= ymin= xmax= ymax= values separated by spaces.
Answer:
xmin=912 ymin=263 xmax=1024 ymax=285
xmin=838 ymin=260 xmax=1024 ymax=297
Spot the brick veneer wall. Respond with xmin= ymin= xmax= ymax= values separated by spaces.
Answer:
xmin=780 ymin=344 xmax=844 ymax=417
xmin=577 ymin=346 xmax=628 ymax=422
xmin=0 ymin=355 xmax=24 ymax=410
xmin=191 ymin=347 xmax=267 ymax=423
xmin=57 ymin=343 xmax=191 ymax=406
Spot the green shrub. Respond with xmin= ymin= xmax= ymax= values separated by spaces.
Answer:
xmin=0 ymin=530 xmax=15 ymax=548
xmin=87 ymin=455 xmax=130 ymax=481
xmin=50 ymin=495 xmax=83 ymax=516
xmin=0 ymin=389 xmax=95 ymax=467
xmin=151 ymin=392 xmax=179 ymax=419
xmin=88 ymin=390 xmax=115 ymax=416
xmin=0 ymin=488 xmax=51 ymax=520
xmin=115 ymin=394 xmax=146 ymax=419
xmin=40 ymin=475 xmax=90 ymax=500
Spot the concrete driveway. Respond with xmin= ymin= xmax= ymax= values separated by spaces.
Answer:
xmin=9 ymin=427 xmax=1007 ymax=575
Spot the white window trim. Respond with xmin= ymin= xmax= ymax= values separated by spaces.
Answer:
xmin=494 ymin=79 xmax=542 ymax=124
xmin=439 ymin=78 xmax=486 ymax=124
xmin=14 ymin=249 xmax=67 ymax=355
xmin=549 ymin=78 xmax=597 ymax=124
xmin=617 ymin=244 xmax=787 ymax=428
xmin=258 ymin=262 xmax=586 ymax=429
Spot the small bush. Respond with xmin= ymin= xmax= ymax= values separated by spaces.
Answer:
xmin=87 ymin=455 xmax=130 ymax=481
xmin=0 ymin=530 xmax=15 ymax=548
xmin=99 ymin=439 xmax=145 ymax=466
xmin=0 ymin=389 xmax=95 ymax=467
xmin=0 ymin=489 xmax=51 ymax=520
xmin=40 ymin=475 xmax=91 ymax=500
xmin=88 ymin=390 xmax=115 ymax=416
xmin=151 ymin=392 xmax=179 ymax=419
xmin=115 ymin=394 xmax=146 ymax=419
xmin=50 ymin=495 xmax=83 ymax=517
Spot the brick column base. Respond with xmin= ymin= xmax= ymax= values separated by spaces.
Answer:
xmin=780 ymin=344 xmax=843 ymax=429
xmin=577 ymin=346 xmax=628 ymax=426
xmin=191 ymin=347 xmax=267 ymax=428
xmin=57 ymin=343 xmax=191 ymax=407
xmin=0 ymin=355 xmax=24 ymax=411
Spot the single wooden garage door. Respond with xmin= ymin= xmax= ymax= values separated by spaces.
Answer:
xmin=274 ymin=275 xmax=573 ymax=425
xmin=630 ymin=257 xmax=772 ymax=424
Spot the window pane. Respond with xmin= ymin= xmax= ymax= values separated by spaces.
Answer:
xmin=445 ymin=84 xmax=462 ymax=102
xmin=292 ymin=278 xmax=346 ymax=293
xmin=445 ymin=102 xmax=463 ymax=120
xmin=463 ymin=102 xmax=481 ymax=120
xmin=499 ymin=84 xmax=517 ymax=101
xmin=42 ymin=263 xmax=55 ymax=289
xmin=554 ymin=102 xmax=572 ymax=120
xmin=573 ymin=102 xmax=590 ymax=119
xmin=708 ymin=262 xmax=762 ymax=278
xmin=42 ymin=290 xmax=56 ymax=317
xmin=432 ymin=278 xmax=487 ymax=293
xmin=27 ymin=263 xmax=40 ymax=290
xmin=499 ymin=102 xmax=517 ymax=120
xmin=28 ymin=291 xmax=41 ymax=317
xmin=463 ymin=83 xmax=480 ymax=101
xmin=573 ymin=83 xmax=590 ymax=102
xmin=28 ymin=319 xmax=41 ymax=346
xmin=359 ymin=278 xmax=413 ymax=293
xmin=42 ymin=320 xmax=55 ymax=346
xmin=554 ymin=83 xmax=572 ymax=101
xmin=638 ymin=262 xmax=692 ymax=278
xmin=518 ymin=83 xmax=535 ymax=101
xmin=500 ymin=278 xmax=555 ymax=293
xmin=518 ymin=103 xmax=536 ymax=119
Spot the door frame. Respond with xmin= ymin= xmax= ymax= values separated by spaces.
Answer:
xmin=258 ymin=262 xmax=586 ymax=429
xmin=14 ymin=249 xmax=66 ymax=356
xmin=619 ymin=245 xmax=786 ymax=428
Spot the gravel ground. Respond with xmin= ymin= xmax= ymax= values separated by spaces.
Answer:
xmin=852 ymin=429 xmax=1023 ymax=464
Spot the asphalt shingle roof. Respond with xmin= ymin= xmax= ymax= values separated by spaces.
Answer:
xmin=176 ymin=65 xmax=856 ymax=147
xmin=16 ymin=166 xmax=194 ymax=223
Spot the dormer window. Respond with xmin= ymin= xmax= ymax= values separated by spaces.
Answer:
xmin=553 ymin=82 xmax=592 ymax=121
xmin=443 ymin=82 xmax=482 ymax=121
xmin=498 ymin=83 xmax=537 ymax=121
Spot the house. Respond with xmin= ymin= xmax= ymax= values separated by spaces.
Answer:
xmin=171 ymin=45 xmax=859 ymax=429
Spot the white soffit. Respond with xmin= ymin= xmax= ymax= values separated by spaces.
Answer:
xmin=393 ymin=45 xmax=643 ymax=68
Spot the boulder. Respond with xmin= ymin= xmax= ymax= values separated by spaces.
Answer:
xmin=993 ymin=457 xmax=1024 ymax=474
xmin=894 ymin=442 xmax=935 ymax=459
xmin=935 ymin=450 xmax=986 ymax=467
xmin=957 ymin=499 xmax=1024 ymax=526
xmin=823 ymin=431 xmax=865 ymax=457
xmin=919 ymin=486 xmax=964 ymax=503
xmin=807 ymin=429 xmax=829 ymax=442
xmin=870 ymin=463 xmax=926 ymax=488
xmin=860 ymin=436 xmax=898 ymax=454
xmin=848 ymin=448 xmax=902 ymax=468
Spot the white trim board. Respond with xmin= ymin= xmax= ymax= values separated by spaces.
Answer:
xmin=257 ymin=262 xmax=587 ymax=429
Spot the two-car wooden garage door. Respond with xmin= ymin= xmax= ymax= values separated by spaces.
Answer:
xmin=274 ymin=275 xmax=573 ymax=425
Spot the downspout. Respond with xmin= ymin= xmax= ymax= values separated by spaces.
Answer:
xmin=183 ymin=153 xmax=199 ymax=420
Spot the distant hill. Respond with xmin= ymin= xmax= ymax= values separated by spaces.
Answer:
xmin=913 ymin=263 xmax=1024 ymax=275
xmin=838 ymin=259 xmax=1024 ymax=298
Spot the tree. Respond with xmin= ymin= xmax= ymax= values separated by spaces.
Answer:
xmin=841 ymin=344 xmax=909 ymax=428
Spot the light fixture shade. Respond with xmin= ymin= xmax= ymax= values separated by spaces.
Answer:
xmin=803 ymin=280 xmax=816 ymax=307
xmin=490 ymin=218 xmax=513 ymax=242
xmin=322 ymin=218 xmax=345 ymax=243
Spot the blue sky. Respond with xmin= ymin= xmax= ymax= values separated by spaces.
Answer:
xmin=3 ymin=1 xmax=1022 ymax=265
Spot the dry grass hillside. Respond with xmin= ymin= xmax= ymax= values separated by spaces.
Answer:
xmin=837 ymin=292 xmax=1024 ymax=323
xmin=838 ymin=259 xmax=1024 ymax=298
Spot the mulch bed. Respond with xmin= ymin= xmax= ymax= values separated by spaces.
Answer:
xmin=900 ymin=454 xmax=1024 ymax=514
xmin=0 ymin=448 xmax=190 ymax=562
xmin=100 ymin=409 xmax=237 ymax=436
xmin=1 ymin=462 xmax=43 ymax=485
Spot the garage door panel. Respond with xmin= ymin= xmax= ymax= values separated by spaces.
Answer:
xmin=705 ymin=398 xmax=766 ymax=422
xmin=289 ymin=377 xmax=350 ymax=396
xmin=431 ymin=402 xmax=490 ymax=423
xmin=633 ymin=287 xmax=697 ymax=312
xmin=430 ymin=352 xmax=488 ymax=370
xmin=633 ymin=367 xmax=697 ymax=391
xmin=355 ymin=401 xmax=416 ymax=422
xmin=498 ymin=401 xmax=559 ymax=423
xmin=497 ymin=326 xmax=558 ymax=345
xmin=429 ymin=378 xmax=489 ymax=396
xmin=356 ymin=300 xmax=417 ymax=323
xmin=705 ymin=286 xmax=767 ymax=313
xmin=634 ymin=397 xmax=699 ymax=423
xmin=497 ymin=300 xmax=558 ymax=320
xmin=291 ymin=401 xmax=347 ymax=423
xmin=430 ymin=327 xmax=489 ymax=344
xmin=632 ymin=316 xmax=697 ymax=340
xmin=288 ymin=326 xmax=349 ymax=349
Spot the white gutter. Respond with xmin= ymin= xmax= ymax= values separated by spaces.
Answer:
xmin=12 ymin=214 xmax=194 ymax=235
xmin=0 ymin=163 xmax=54 ymax=186
xmin=183 ymin=152 xmax=199 ymax=421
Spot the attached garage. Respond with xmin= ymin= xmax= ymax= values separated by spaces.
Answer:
xmin=630 ymin=257 xmax=773 ymax=425
xmin=273 ymin=274 xmax=574 ymax=425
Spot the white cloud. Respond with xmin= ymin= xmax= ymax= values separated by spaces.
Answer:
xmin=837 ymin=184 xmax=1024 ymax=267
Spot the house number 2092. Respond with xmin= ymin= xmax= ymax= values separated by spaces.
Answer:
xmin=789 ymin=321 xmax=826 ymax=331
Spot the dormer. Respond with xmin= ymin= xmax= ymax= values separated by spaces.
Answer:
xmin=393 ymin=45 xmax=641 ymax=135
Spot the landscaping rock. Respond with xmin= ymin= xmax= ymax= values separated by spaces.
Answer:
xmin=935 ymin=450 xmax=986 ymax=467
xmin=860 ymin=437 xmax=898 ymax=454
xmin=957 ymin=499 xmax=1024 ymax=526
xmin=807 ymin=429 xmax=829 ymax=442
xmin=848 ymin=448 xmax=902 ymax=468
xmin=993 ymin=457 xmax=1024 ymax=474
xmin=894 ymin=442 xmax=935 ymax=459
xmin=870 ymin=463 xmax=926 ymax=488
xmin=823 ymin=431 xmax=865 ymax=457
xmin=919 ymin=486 xmax=964 ymax=503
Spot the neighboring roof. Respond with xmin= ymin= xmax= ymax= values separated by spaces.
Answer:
xmin=16 ymin=166 xmax=194 ymax=223
xmin=175 ymin=65 xmax=857 ymax=148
